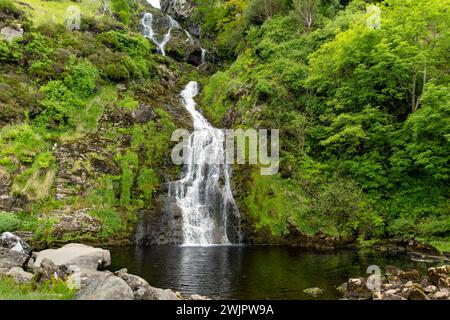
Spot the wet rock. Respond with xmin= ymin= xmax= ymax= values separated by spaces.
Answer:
xmin=76 ymin=273 xmax=134 ymax=300
xmin=29 ymin=243 xmax=111 ymax=272
xmin=6 ymin=266 xmax=33 ymax=284
xmin=0 ymin=232 xmax=31 ymax=255
xmin=303 ymin=287 xmax=325 ymax=297
xmin=344 ymin=278 xmax=372 ymax=299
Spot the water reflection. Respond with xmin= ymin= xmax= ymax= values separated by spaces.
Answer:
xmin=109 ymin=246 xmax=435 ymax=299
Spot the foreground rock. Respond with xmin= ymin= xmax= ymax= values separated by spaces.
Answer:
xmin=114 ymin=269 xmax=180 ymax=300
xmin=0 ymin=232 xmax=31 ymax=255
xmin=0 ymin=234 xmax=204 ymax=300
xmin=5 ymin=266 xmax=33 ymax=284
xmin=77 ymin=272 xmax=135 ymax=300
xmin=340 ymin=264 xmax=450 ymax=300
xmin=303 ymin=287 xmax=325 ymax=298
xmin=0 ymin=232 xmax=31 ymax=270
xmin=28 ymin=243 xmax=111 ymax=272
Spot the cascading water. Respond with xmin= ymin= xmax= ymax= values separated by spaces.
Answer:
xmin=168 ymin=81 xmax=240 ymax=245
xmin=138 ymin=2 xmax=230 ymax=245
xmin=140 ymin=12 xmax=180 ymax=56
xmin=146 ymin=0 xmax=161 ymax=9
xmin=200 ymin=48 xmax=206 ymax=65
xmin=141 ymin=1 xmax=207 ymax=64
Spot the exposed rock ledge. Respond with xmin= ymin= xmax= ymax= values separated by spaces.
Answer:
xmin=0 ymin=232 xmax=209 ymax=300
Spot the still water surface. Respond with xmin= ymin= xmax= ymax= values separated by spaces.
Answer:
xmin=109 ymin=246 xmax=434 ymax=299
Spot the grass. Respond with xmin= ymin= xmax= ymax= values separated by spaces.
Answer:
xmin=428 ymin=240 xmax=450 ymax=254
xmin=13 ymin=0 xmax=101 ymax=26
xmin=0 ymin=276 xmax=76 ymax=300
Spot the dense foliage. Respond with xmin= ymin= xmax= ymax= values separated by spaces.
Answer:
xmin=0 ymin=0 xmax=448 ymax=252
xmin=0 ymin=0 xmax=184 ymax=242
xmin=197 ymin=0 xmax=449 ymax=249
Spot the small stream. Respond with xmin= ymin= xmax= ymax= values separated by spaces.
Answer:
xmin=109 ymin=246 xmax=439 ymax=300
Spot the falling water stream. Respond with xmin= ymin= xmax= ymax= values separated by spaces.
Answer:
xmin=140 ymin=1 xmax=237 ymax=245
xmin=169 ymin=82 xmax=240 ymax=245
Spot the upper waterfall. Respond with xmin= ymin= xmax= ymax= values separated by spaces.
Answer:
xmin=140 ymin=12 xmax=180 ymax=56
xmin=146 ymin=0 xmax=161 ymax=9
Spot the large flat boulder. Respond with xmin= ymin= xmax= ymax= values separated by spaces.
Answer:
xmin=29 ymin=243 xmax=111 ymax=272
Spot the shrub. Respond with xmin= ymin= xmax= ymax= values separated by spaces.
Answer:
xmin=0 ymin=212 xmax=21 ymax=233
xmin=245 ymin=0 xmax=284 ymax=25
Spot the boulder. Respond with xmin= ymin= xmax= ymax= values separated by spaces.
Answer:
xmin=0 ymin=232 xmax=31 ymax=255
xmin=0 ymin=26 xmax=23 ymax=41
xmin=424 ymin=285 xmax=438 ymax=294
xmin=29 ymin=243 xmax=111 ymax=272
xmin=344 ymin=278 xmax=372 ymax=299
xmin=385 ymin=265 xmax=403 ymax=276
xmin=6 ymin=266 xmax=33 ymax=284
xmin=0 ymin=247 xmax=29 ymax=269
xmin=428 ymin=265 xmax=449 ymax=287
xmin=398 ymin=269 xmax=420 ymax=283
xmin=432 ymin=289 xmax=449 ymax=300
xmin=401 ymin=283 xmax=429 ymax=300
xmin=76 ymin=273 xmax=134 ymax=300
xmin=336 ymin=282 xmax=347 ymax=295
xmin=33 ymin=258 xmax=65 ymax=283
xmin=372 ymin=291 xmax=383 ymax=300
xmin=303 ymin=287 xmax=325 ymax=298
xmin=381 ymin=291 xmax=407 ymax=300
xmin=114 ymin=269 xmax=179 ymax=300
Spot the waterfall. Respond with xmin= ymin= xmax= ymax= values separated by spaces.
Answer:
xmin=146 ymin=0 xmax=161 ymax=9
xmin=200 ymin=48 xmax=206 ymax=65
xmin=140 ymin=12 xmax=180 ymax=56
xmin=168 ymin=81 xmax=240 ymax=245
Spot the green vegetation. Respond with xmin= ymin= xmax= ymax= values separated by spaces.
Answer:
xmin=0 ymin=212 xmax=21 ymax=233
xmin=0 ymin=276 xmax=75 ymax=300
xmin=0 ymin=0 xmax=448 ymax=252
xmin=198 ymin=0 xmax=450 ymax=247
xmin=0 ymin=0 xmax=182 ymax=243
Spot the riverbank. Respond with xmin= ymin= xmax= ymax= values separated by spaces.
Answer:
xmin=0 ymin=232 xmax=207 ymax=300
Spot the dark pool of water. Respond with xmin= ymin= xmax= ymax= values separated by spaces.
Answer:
xmin=108 ymin=245 xmax=437 ymax=300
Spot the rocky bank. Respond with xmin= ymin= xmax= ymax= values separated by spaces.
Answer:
xmin=338 ymin=264 xmax=450 ymax=300
xmin=0 ymin=231 xmax=208 ymax=300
